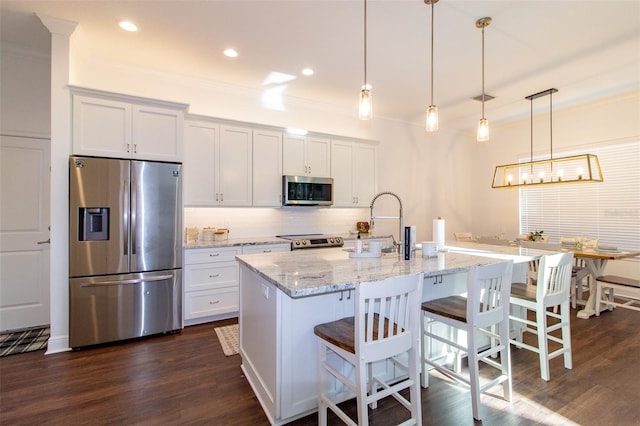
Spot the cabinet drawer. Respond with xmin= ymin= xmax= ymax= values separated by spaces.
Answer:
xmin=185 ymin=287 xmax=239 ymax=319
xmin=185 ymin=246 xmax=242 ymax=264
xmin=185 ymin=262 xmax=238 ymax=291
xmin=242 ymin=243 xmax=290 ymax=254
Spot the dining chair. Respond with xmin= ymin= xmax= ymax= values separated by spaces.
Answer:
xmin=421 ymin=261 xmax=514 ymax=421
xmin=454 ymin=232 xmax=474 ymax=241
xmin=509 ymin=252 xmax=573 ymax=381
xmin=560 ymin=237 xmax=598 ymax=308
xmin=314 ymin=273 xmax=424 ymax=426
xmin=520 ymin=241 xmax=561 ymax=289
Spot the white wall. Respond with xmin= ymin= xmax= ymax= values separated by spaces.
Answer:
xmin=0 ymin=48 xmax=51 ymax=137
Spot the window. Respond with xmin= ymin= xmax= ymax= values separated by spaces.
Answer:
xmin=520 ymin=141 xmax=640 ymax=250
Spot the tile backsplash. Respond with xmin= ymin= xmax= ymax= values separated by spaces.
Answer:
xmin=184 ymin=207 xmax=380 ymax=239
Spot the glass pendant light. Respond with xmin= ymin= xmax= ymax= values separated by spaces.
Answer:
xmin=476 ymin=17 xmax=491 ymax=142
xmin=359 ymin=0 xmax=372 ymax=120
xmin=425 ymin=0 xmax=438 ymax=132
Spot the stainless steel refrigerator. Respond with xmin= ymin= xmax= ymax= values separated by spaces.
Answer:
xmin=69 ymin=156 xmax=182 ymax=348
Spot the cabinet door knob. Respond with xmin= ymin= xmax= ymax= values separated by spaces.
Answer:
xmin=209 ymin=274 xmax=220 ymax=278
xmin=209 ymin=253 xmax=220 ymax=257
xmin=127 ymin=143 xmax=131 ymax=153
xmin=209 ymin=300 xmax=220 ymax=305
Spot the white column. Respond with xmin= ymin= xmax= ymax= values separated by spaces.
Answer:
xmin=37 ymin=14 xmax=77 ymax=354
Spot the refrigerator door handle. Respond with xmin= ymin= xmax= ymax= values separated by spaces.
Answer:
xmin=79 ymin=274 xmax=175 ymax=287
xmin=123 ymin=178 xmax=129 ymax=256
xmin=130 ymin=176 xmax=137 ymax=256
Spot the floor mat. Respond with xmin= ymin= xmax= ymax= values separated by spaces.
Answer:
xmin=214 ymin=324 xmax=239 ymax=356
xmin=0 ymin=326 xmax=49 ymax=357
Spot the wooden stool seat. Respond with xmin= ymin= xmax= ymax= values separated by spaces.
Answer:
xmin=313 ymin=314 xmax=397 ymax=354
xmin=421 ymin=295 xmax=467 ymax=322
xmin=510 ymin=282 xmax=537 ymax=302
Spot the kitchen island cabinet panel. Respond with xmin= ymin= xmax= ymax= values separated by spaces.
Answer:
xmin=240 ymin=266 xmax=356 ymax=424
xmin=240 ymin=267 xmax=278 ymax=422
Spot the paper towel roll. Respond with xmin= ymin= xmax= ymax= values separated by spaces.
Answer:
xmin=433 ymin=218 xmax=445 ymax=250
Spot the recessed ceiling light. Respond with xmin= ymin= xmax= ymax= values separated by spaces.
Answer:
xmin=302 ymin=68 xmax=314 ymax=76
xmin=119 ymin=21 xmax=138 ymax=32
xmin=224 ymin=49 xmax=238 ymax=58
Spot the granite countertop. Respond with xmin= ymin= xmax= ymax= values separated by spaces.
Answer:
xmin=184 ymin=236 xmax=290 ymax=249
xmin=183 ymin=234 xmax=393 ymax=249
xmin=236 ymin=248 xmax=512 ymax=298
xmin=443 ymin=240 xmax=559 ymax=263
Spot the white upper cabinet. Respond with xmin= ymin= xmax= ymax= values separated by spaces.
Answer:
xmin=219 ymin=125 xmax=253 ymax=206
xmin=283 ymin=134 xmax=330 ymax=177
xmin=183 ymin=120 xmax=218 ymax=205
xmin=252 ymin=128 xmax=283 ymax=207
xmin=183 ymin=120 xmax=253 ymax=206
xmin=72 ymin=91 xmax=185 ymax=162
xmin=331 ymin=139 xmax=377 ymax=207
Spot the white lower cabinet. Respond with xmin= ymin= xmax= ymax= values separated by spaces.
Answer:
xmin=183 ymin=243 xmax=291 ymax=325
xmin=184 ymin=246 xmax=242 ymax=325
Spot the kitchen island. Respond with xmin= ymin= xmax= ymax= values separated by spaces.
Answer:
xmin=236 ymin=245 xmax=545 ymax=425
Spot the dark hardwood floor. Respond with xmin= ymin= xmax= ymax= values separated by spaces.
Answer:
xmin=2 ymin=306 xmax=640 ymax=425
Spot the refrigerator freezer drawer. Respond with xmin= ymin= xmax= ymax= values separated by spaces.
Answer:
xmin=69 ymin=270 xmax=182 ymax=348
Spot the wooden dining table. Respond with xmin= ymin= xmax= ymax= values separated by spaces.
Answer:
xmin=563 ymin=248 xmax=640 ymax=319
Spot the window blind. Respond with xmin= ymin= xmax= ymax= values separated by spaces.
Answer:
xmin=519 ymin=141 xmax=640 ymax=250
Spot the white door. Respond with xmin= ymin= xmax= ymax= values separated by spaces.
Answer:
xmin=0 ymin=135 xmax=50 ymax=331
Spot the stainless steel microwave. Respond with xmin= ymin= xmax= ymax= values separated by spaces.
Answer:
xmin=282 ymin=175 xmax=334 ymax=206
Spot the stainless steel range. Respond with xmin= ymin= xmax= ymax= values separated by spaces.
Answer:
xmin=277 ymin=234 xmax=344 ymax=250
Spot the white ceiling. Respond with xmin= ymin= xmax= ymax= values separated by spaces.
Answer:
xmin=2 ymin=1 xmax=639 ymax=130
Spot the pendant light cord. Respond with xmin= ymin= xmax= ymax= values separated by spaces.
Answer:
xmin=481 ymin=24 xmax=485 ymax=118
xmin=363 ymin=0 xmax=367 ymax=88
xmin=430 ymin=1 xmax=434 ymax=105
xmin=530 ymin=97 xmax=534 ymax=175
xmin=550 ymin=90 xmax=553 ymax=160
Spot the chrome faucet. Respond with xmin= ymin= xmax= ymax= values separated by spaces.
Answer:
xmin=369 ymin=191 xmax=403 ymax=256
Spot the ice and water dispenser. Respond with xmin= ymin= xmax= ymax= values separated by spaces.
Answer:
xmin=78 ymin=207 xmax=109 ymax=241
